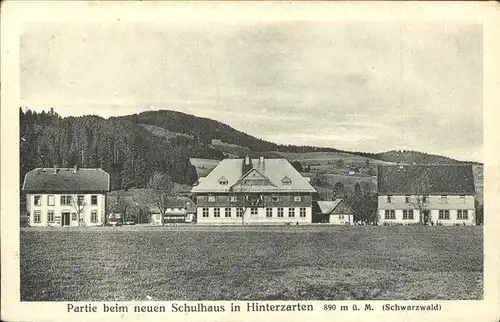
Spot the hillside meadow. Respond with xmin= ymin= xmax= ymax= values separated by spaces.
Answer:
xmin=20 ymin=226 xmax=483 ymax=301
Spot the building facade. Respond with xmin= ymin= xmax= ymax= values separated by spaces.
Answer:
xmin=313 ymin=199 xmax=354 ymax=224
xmin=22 ymin=166 xmax=110 ymax=227
xmin=150 ymin=196 xmax=196 ymax=225
xmin=377 ymin=164 xmax=476 ymax=226
xmin=191 ymin=156 xmax=317 ymax=225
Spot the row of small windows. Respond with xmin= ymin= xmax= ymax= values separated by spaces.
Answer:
xmin=33 ymin=195 xmax=99 ymax=206
xmin=207 ymin=195 xmax=302 ymax=203
xmin=202 ymin=207 xmax=307 ymax=218
xmin=386 ymin=195 xmax=467 ymax=204
xmin=384 ymin=209 xmax=469 ymax=220
xmin=32 ymin=210 xmax=99 ymax=223
xmin=219 ymin=177 xmax=292 ymax=185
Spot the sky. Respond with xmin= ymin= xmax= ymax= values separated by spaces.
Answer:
xmin=20 ymin=21 xmax=483 ymax=162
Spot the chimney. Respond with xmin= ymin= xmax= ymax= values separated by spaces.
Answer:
xmin=259 ymin=156 xmax=264 ymax=164
xmin=53 ymin=165 xmax=58 ymax=174
xmin=245 ymin=155 xmax=250 ymax=165
xmin=73 ymin=164 xmax=78 ymax=174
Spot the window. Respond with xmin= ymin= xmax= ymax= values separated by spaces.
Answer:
xmin=225 ymin=208 xmax=231 ymax=218
xmin=47 ymin=210 xmax=54 ymax=222
xmin=202 ymin=208 xmax=209 ymax=217
xmin=77 ymin=195 xmax=85 ymax=204
xmin=277 ymin=208 xmax=284 ymax=217
xmin=208 ymin=195 xmax=216 ymax=203
xmin=439 ymin=210 xmax=450 ymax=220
xmin=214 ymin=208 xmax=220 ymax=217
xmin=281 ymin=177 xmax=292 ymax=185
xmin=33 ymin=211 xmax=41 ymax=223
xmin=250 ymin=207 xmax=258 ymax=216
xmin=403 ymin=210 xmax=414 ymax=220
xmin=71 ymin=213 xmax=77 ymax=221
xmin=300 ymin=208 xmax=306 ymax=218
xmin=91 ymin=195 xmax=98 ymax=205
xmin=61 ymin=195 xmax=72 ymax=206
xmin=271 ymin=195 xmax=279 ymax=202
xmin=422 ymin=195 xmax=429 ymax=204
xmin=294 ymin=195 xmax=302 ymax=202
xmin=230 ymin=195 xmax=237 ymax=203
xmin=385 ymin=210 xmax=395 ymax=219
xmin=218 ymin=177 xmax=228 ymax=185
xmin=47 ymin=195 xmax=55 ymax=206
xmin=339 ymin=214 xmax=344 ymax=220
xmin=440 ymin=195 xmax=448 ymax=204
xmin=459 ymin=196 xmax=466 ymax=204
xmin=266 ymin=208 xmax=272 ymax=218
xmin=236 ymin=208 xmax=243 ymax=217
xmin=34 ymin=195 xmax=42 ymax=206
xmin=457 ymin=209 xmax=468 ymax=220
xmin=405 ymin=195 xmax=411 ymax=204
xmin=91 ymin=210 xmax=98 ymax=223
xmin=386 ymin=195 xmax=392 ymax=203
xmin=288 ymin=208 xmax=295 ymax=217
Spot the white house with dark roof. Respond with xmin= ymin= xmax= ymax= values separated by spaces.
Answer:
xmin=191 ymin=156 xmax=317 ymax=225
xmin=377 ymin=164 xmax=476 ymax=226
xmin=313 ymin=199 xmax=354 ymax=225
xmin=22 ymin=166 xmax=110 ymax=227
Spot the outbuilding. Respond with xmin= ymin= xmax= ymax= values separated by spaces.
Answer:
xmin=313 ymin=199 xmax=354 ymax=224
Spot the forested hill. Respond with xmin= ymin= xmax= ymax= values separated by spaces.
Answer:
xmin=122 ymin=110 xmax=475 ymax=164
xmin=20 ymin=108 xmax=475 ymax=191
xmin=122 ymin=110 xmax=380 ymax=156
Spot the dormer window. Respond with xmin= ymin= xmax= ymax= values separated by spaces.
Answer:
xmin=218 ymin=176 xmax=228 ymax=185
xmin=281 ymin=176 xmax=292 ymax=185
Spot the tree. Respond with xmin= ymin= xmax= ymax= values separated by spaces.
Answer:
xmin=335 ymin=159 xmax=345 ymax=169
xmin=311 ymin=172 xmax=328 ymax=188
xmin=408 ymin=172 xmax=433 ymax=224
xmin=109 ymin=192 xmax=131 ymax=223
xmin=146 ymin=172 xmax=175 ymax=225
xmin=410 ymin=195 xmax=430 ymax=225
xmin=71 ymin=194 xmax=87 ymax=227
xmin=475 ymin=199 xmax=483 ymax=225
xmin=291 ymin=161 xmax=303 ymax=172
xmin=333 ymin=182 xmax=345 ymax=199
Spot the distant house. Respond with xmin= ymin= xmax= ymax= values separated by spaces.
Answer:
xmin=377 ymin=164 xmax=476 ymax=226
xmin=313 ymin=199 xmax=354 ymax=224
xmin=150 ymin=197 xmax=196 ymax=225
xmin=347 ymin=166 xmax=360 ymax=176
xmin=22 ymin=166 xmax=110 ymax=227
xmin=191 ymin=156 xmax=317 ymax=225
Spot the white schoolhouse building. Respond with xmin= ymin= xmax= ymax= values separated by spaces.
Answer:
xmin=191 ymin=156 xmax=317 ymax=225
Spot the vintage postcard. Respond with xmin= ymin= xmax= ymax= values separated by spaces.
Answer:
xmin=1 ymin=1 xmax=499 ymax=321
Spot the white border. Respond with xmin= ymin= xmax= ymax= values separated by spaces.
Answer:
xmin=2 ymin=1 xmax=500 ymax=321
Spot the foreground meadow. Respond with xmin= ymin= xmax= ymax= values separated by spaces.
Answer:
xmin=20 ymin=226 xmax=483 ymax=301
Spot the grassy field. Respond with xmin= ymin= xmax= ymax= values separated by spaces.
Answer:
xmin=20 ymin=226 xmax=483 ymax=301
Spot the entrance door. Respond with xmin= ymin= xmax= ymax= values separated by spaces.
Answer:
xmin=423 ymin=210 xmax=430 ymax=225
xmin=62 ymin=212 xmax=70 ymax=227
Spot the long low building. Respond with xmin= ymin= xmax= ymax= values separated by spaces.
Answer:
xmin=377 ymin=164 xmax=476 ymax=226
xmin=190 ymin=156 xmax=317 ymax=225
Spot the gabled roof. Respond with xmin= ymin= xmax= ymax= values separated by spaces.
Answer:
xmin=22 ymin=168 xmax=110 ymax=192
xmin=377 ymin=164 xmax=475 ymax=195
xmin=191 ymin=158 xmax=316 ymax=193
xmin=314 ymin=199 xmax=354 ymax=215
